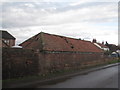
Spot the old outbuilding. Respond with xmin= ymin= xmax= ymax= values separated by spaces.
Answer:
xmin=0 ymin=30 xmax=16 ymax=47
xmin=19 ymin=32 xmax=104 ymax=53
xmin=19 ymin=32 xmax=104 ymax=74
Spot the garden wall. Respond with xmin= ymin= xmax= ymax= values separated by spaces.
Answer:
xmin=2 ymin=48 xmax=39 ymax=79
xmin=3 ymin=48 xmax=111 ymax=79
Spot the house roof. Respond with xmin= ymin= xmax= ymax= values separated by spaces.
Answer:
xmin=96 ymin=43 xmax=108 ymax=48
xmin=0 ymin=30 xmax=16 ymax=39
xmin=106 ymin=44 xmax=118 ymax=52
xmin=20 ymin=32 xmax=104 ymax=53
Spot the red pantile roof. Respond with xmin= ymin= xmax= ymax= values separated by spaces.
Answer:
xmin=19 ymin=32 xmax=104 ymax=53
xmin=96 ymin=43 xmax=108 ymax=48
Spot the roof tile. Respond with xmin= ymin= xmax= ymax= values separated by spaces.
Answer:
xmin=20 ymin=32 xmax=104 ymax=53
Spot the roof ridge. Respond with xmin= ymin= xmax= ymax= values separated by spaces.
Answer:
xmin=1 ymin=30 xmax=15 ymax=39
xmin=39 ymin=32 xmax=45 ymax=50
xmin=0 ymin=30 xmax=7 ymax=31
xmin=19 ymin=33 xmax=40 ymax=46
xmin=42 ymin=32 xmax=91 ymax=42
xmin=20 ymin=32 xmax=104 ymax=53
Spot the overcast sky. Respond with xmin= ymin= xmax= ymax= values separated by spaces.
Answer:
xmin=0 ymin=0 xmax=119 ymax=45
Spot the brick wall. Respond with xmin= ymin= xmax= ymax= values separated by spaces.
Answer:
xmin=2 ymin=48 xmax=39 ymax=79
xmin=3 ymin=48 xmax=109 ymax=80
xmin=38 ymin=51 xmax=105 ymax=74
xmin=9 ymin=39 xmax=15 ymax=47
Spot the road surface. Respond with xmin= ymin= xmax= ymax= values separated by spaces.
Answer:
xmin=36 ymin=65 xmax=119 ymax=88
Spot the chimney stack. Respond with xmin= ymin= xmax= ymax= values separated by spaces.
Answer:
xmin=92 ymin=39 xmax=96 ymax=43
xmin=102 ymin=41 xmax=104 ymax=45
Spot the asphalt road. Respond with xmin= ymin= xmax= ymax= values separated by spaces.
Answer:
xmin=37 ymin=65 xmax=119 ymax=88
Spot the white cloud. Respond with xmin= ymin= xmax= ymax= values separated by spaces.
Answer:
xmin=1 ymin=0 xmax=119 ymax=2
xmin=1 ymin=2 xmax=118 ymax=45
xmin=69 ymin=0 xmax=92 ymax=6
xmin=7 ymin=21 xmax=118 ymax=45
xmin=2 ymin=2 xmax=117 ymax=28
xmin=24 ymin=3 xmax=35 ymax=8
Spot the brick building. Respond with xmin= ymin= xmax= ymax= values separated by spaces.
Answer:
xmin=19 ymin=32 xmax=104 ymax=74
xmin=0 ymin=30 xmax=16 ymax=47
xmin=3 ymin=32 xmax=115 ymax=79
xmin=92 ymin=39 xmax=109 ymax=51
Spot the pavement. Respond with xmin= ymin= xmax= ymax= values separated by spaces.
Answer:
xmin=38 ymin=64 xmax=119 ymax=88
xmin=3 ymin=63 xmax=120 ymax=88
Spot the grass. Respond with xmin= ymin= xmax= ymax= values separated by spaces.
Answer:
xmin=107 ymin=58 xmax=120 ymax=64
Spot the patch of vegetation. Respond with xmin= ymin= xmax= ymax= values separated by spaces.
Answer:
xmin=107 ymin=58 xmax=120 ymax=64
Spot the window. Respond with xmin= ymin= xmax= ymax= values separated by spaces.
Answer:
xmin=3 ymin=39 xmax=9 ymax=45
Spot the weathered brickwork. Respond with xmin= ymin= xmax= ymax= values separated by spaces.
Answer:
xmin=38 ymin=52 xmax=104 ymax=74
xmin=2 ymin=48 xmax=110 ymax=80
xmin=2 ymin=48 xmax=39 ymax=79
